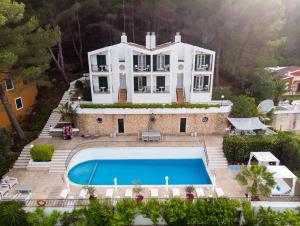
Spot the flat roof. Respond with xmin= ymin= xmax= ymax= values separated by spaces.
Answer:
xmin=251 ymin=152 xmax=279 ymax=163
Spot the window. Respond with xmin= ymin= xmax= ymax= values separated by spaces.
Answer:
xmin=98 ymin=76 xmax=108 ymax=92
xmin=157 ymin=55 xmax=165 ymax=70
xmin=193 ymin=75 xmax=210 ymax=91
xmin=180 ymin=118 xmax=187 ymax=133
xmin=153 ymin=54 xmax=170 ymax=71
xmin=138 ymin=55 xmax=146 ymax=68
xmin=15 ymin=97 xmax=23 ymax=110
xmin=134 ymin=76 xmax=147 ymax=92
xmin=195 ymin=54 xmax=211 ymax=71
xmin=118 ymin=119 xmax=124 ymax=133
xmin=156 ymin=76 xmax=165 ymax=91
xmin=5 ymin=79 xmax=14 ymax=91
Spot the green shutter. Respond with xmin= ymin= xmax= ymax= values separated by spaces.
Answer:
xmin=98 ymin=77 xmax=108 ymax=90
xmin=146 ymin=55 xmax=150 ymax=67
xmin=134 ymin=77 xmax=138 ymax=91
xmin=156 ymin=76 xmax=165 ymax=88
xmin=153 ymin=55 xmax=157 ymax=71
xmin=133 ymin=55 xmax=138 ymax=67
xmin=205 ymin=54 xmax=211 ymax=69
xmin=97 ymin=55 xmax=106 ymax=67
xmin=142 ymin=76 xmax=147 ymax=86
xmin=165 ymin=55 xmax=170 ymax=65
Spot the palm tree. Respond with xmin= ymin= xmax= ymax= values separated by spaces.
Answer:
xmin=273 ymin=77 xmax=287 ymax=106
xmin=58 ymin=102 xmax=77 ymax=123
xmin=236 ymin=165 xmax=275 ymax=200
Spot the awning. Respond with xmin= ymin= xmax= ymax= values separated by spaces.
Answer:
xmin=266 ymin=165 xmax=297 ymax=179
xmin=228 ymin=117 xmax=267 ymax=130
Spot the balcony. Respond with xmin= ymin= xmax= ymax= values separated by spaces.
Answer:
xmin=194 ymin=54 xmax=212 ymax=71
xmin=193 ymin=85 xmax=210 ymax=92
xmin=91 ymin=64 xmax=109 ymax=72
xmin=153 ymin=64 xmax=170 ymax=72
xmin=134 ymin=65 xmax=151 ymax=72
xmin=93 ymin=86 xmax=110 ymax=94
xmin=134 ymin=86 xmax=151 ymax=93
xmin=153 ymin=54 xmax=170 ymax=72
xmin=153 ymin=86 xmax=170 ymax=93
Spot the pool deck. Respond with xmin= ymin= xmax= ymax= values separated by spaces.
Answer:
xmin=5 ymin=135 xmax=247 ymax=201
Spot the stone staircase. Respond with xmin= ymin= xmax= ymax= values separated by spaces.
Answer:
xmin=38 ymin=91 xmax=70 ymax=138
xmin=206 ymin=147 xmax=228 ymax=169
xmin=13 ymin=145 xmax=31 ymax=169
xmin=49 ymin=149 xmax=72 ymax=173
xmin=176 ymin=88 xmax=185 ymax=104
xmin=119 ymin=89 xmax=127 ymax=103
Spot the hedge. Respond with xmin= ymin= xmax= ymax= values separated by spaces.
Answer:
xmin=223 ymin=132 xmax=300 ymax=175
xmin=30 ymin=144 xmax=54 ymax=161
xmin=80 ymin=103 xmax=220 ymax=109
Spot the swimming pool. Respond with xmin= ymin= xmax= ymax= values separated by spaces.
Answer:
xmin=68 ymin=159 xmax=212 ymax=186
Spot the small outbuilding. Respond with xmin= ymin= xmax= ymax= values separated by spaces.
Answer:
xmin=247 ymin=152 xmax=280 ymax=166
xmin=266 ymin=165 xmax=297 ymax=196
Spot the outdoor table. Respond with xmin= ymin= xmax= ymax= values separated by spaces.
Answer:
xmin=142 ymin=131 xmax=161 ymax=141
xmin=159 ymin=86 xmax=164 ymax=92
xmin=100 ymin=87 xmax=106 ymax=92
xmin=17 ymin=184 xmax=32 ymax=193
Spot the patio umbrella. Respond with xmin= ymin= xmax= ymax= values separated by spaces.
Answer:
xmin=165 ymin=176 xmax=169 ymax=193
xmin=114 ymin=177 xmax=118 ymax=193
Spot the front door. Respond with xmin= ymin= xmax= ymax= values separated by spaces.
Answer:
xmin=180 ymin=118 xmax=187 ymax=133
xmin=118 ymin=119 xmax=124 ymax=133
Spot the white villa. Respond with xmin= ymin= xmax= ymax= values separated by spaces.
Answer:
xmin=88 ymin=32 xmax=215 ymax=104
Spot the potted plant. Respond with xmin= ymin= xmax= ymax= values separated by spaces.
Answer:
xmin=133 ymin=180 xmax=144 ymax=201
xmin=236 ymin=165 xmax=275 ymax=201
xmin=86 ymin=186 xmax=96 ymax=200
xmin=185 ymin=185 xmax=195 ymax=200
xmin=58 ymin=102 xmax=77 ymax=123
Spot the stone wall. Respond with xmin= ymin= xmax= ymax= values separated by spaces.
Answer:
xmin=273 ymin=112 xmax=300 ymax=132
xmin=77 ymin=112 xmax=229 ymax=135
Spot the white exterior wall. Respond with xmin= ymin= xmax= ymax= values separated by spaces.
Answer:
xmin=88 ymin=34 xmax=215 ymax=104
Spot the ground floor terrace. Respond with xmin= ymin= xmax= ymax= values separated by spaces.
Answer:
xmin=4 ymin=135 xmax=300 ymax=207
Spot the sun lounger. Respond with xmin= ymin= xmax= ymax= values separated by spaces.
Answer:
xmin=60 ymin=189 xmax=69 ymax=199
xmin=1 ymin=176 xmax=18 ymax=188
xmin=105 ymin=189 xmax=114 ymax=199
xmin=124 ymin=189 xmax=133 ymax=198
xmin=172 ymin=188 xmax=180 ymax=197
xmin=0 ymin=184 xmax=9 ymax=197
xmin=196 ymin=188 xmax=205 ymax=197
xmin=150 ymin=188 xmax=159 ymax=198
xmin=14 ymin=192 xmax=31 ymax=205
xmin=215 ymin=187 xmax=224 ymax=197
xmin=79 ymin=188 xmax=88 ymax=198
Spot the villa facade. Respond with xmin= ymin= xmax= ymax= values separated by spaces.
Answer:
xmin=78 ymin=32 xmax=231 ymax=136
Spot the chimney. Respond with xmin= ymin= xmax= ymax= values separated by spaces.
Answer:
xmin=150 ymin=32 xmax=156 ymax=49
xmin=175 ymin=32 xmax=181 ymax=43
xmin=121 ymin=32 xmax=127 ymax=43
xmin=146 ymin=32 xmax=151 ymax=49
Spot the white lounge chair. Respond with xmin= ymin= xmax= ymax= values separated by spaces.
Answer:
xmin=79 ymin=188 xmax=88 ymax=198
xmin=150 ymin=188 xmax=159 ymax=198
xmin=172 ymin=188 xmax=180 ymax=197
xmin=60 ymin=189 xmax=69 ymax=199
xmin=105 ymin=189 xmax=114 ymax=199
xmin=124 ymin=189 xmax=133 ymax=198
xmin=196 ymin=188 xmax=205 ymax=197
xmin=14 ymin=192 xmax=31 ymax=205
xmin=215 ymin=187 xmax=224 ymax=197
xmin=0 ymin=184 xmax=9 ymax=197
xmin=1 ymin=176 xmax=18 ymax=188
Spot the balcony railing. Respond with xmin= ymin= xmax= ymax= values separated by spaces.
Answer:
xmin=134 ymin=86 xmax=151 ymax=93
xmin=153 ymin=64 xmax=170 ymax=72
xmin=91 ymin=64 xmax=109 ymax=72
xmin=93 ymin=86 xmax=110 ymax=93
xmin=193 ymin=85 xmax=210 ymax=92
xmin=134 ymin=65 xmax=151 ymax=72
xmin=153 ymin=86 xmax=170 ymax=93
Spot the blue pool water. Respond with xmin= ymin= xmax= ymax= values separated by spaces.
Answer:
xmin=68 ymin=159 xmax=212 ymax=185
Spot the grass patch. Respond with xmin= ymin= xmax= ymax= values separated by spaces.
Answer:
xmin=281 ymin=95 xmax=300 ymax=101
xmin=80 ymin=103 xmax=221 ymax=109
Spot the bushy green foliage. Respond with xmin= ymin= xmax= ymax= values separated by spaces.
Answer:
xmin=192 ymin=198 xmax=240 ymax=226
xmin=230 ymin=95 xmax=258 ymax=118
xmin=223 ymin=132 xmax=300 ymax=176
xmin=80 ymin=103 xmax=220 ymax=109
xmin=212 ymin=87 xmax=235 ymax=101
xmin=60 ymin=208 xmax=87 ymax=226
xmin=26 ymin=208 xmax=60 ymax=226
xmin=0 ymin=201 xmax=28 ymax=226
xmin=161 ymin=198 xmax=188 ymax=226
xmin=141 ymin=199 xmax=161 ymax=225
xmin=86 ymin=199 xmax=113 ymax=226
xmin=30 ymin=144 xmax=54 ymax=161
xmin=114 ymin=199 xmax=137 ymax=226
xmin=58 ymin=102 xmax=77 ymax=123
xmin=75 ymin=80 xmax=84 ymax=90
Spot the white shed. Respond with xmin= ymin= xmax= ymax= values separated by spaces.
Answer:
xmin=247 ymin=152 xmax=280 ymax=166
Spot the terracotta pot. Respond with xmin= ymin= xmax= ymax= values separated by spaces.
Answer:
xmin=135 ymin=194 xmax=144 ymax=201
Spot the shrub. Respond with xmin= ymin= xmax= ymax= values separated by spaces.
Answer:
xmin=75 ymin=80 xmax=84 ymax=90
xmin=230 ymin=95 xmax=258 ymax=118
xmin=212 ymin=87 xmax=235 ymax=101
xmin=114 ymin=199 xmax=137 ymax=226
xmin=87 ymin=199 xmax=113 ymax=226
xmin=141 ymin=199 xmax=161 ymax=225
xmin=26 ymin=208 xmax=60 ymax=226
xmin=30 ymin=144 xmax=54 ymax=161
xmin=82 ymin=86 xmax=92 ymax=101
xmin=0 ymin=201 xmax=28 ymax=226
xmin=161 ymin=198 xmax=188 ymax=226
